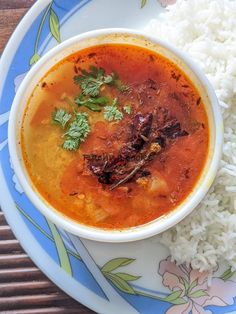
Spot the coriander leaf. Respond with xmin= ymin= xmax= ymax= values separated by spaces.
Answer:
xmin=114 ymin=79 xmax=129 ymax=92
xmin=79 ymin=77 xmax=103 ymax=97
xmin=52 ymin=109 xmax=90 ymax=151
xmin=112 ymin=98 xmax=118 ymax=106
xmin=63 ymin=138 xmax=80 ymax=151
xmin=63 ymin=96 xmax=76 ymax=110
xmin=75 ymin=96 xmax=101 ymax=112
xmin=124 ymin=105 xmax=132 ymax=115
xmin=52 ymin=108 xmax=72 ymax=128
xmin=74 ymin=95 xmax=108 ymax=112
xmin=82 ymin=103 xmax=101 ymax=112
xmin=89 ymin=65 xmax=105 ymax=79
xmin=109 ymin=71 xmax=129 ymax=92
xmin=65 ymin=121 xmax=84 ymax=138
xmin=104 ymin=106 xmax=123 ymax=122
xmin=62 ymin=112 xmax=90 ymax=151
xmin=91 ymin=96 xmax=109 ymax=105
xmin=104 ymin=74 xmax=115 ymax=84
xmin=65 ymin=112 xmax=90 ymax=141
xmin=74 ymin=65 xmax=117 ymax=97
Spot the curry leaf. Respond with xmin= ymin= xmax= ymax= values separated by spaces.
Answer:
xmin=163 ymin=290 xmax=182 ymax=302
xmin=189 ymin=289 xmax=209 ymax=298
xmin=115 ymin=272 xmax=141 ymax=282
xmin=101 ymin=258 xmax=135 ymax=273
xmin=30 ymin=53 xmax=40 ymax=66
xmin=105 ymin=273 xmax=136 ymax=295
xmin=49 ymin=9 xmax=61 ymax=43
xmin=141 ymin=0 xmax=148 ymax=8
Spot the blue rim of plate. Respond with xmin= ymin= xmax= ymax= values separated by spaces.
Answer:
xmin=1 ymin=1 xmax=236 ymax=313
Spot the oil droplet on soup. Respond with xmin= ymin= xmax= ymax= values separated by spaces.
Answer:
xmin=21 ymin=44 xmax=209 ymax=229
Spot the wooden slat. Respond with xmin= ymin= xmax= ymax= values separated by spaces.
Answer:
xmin=3 ymin=308 xmax=82 ymax=314
xmin=0 ymin=254 xmax=34 ymax=268
xmin=0 ymin=225 xmax=15 ymax=240
xmin=0 ymin=293 xmax=73 ymax=311
xmin=0 ymin=239 xmax=22 ymax=253
xmin=0 ymin=281 xmax=57 ymax=296
xmin=0 ymin=211 xmax=6 ymax=224
xmin=0 ymin=0 xmax=34 ymax=10
xmin=0 ymin=8 xmax=29 ymax=52
xmin=0 ymin=267 xmax=43 ymax=282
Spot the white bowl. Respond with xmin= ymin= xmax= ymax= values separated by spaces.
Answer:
xmin=8 ymin=28 xmax=223 ymax=242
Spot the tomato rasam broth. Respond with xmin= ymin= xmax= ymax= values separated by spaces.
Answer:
xmin=21 ymin=44 xmax=209 ymax=229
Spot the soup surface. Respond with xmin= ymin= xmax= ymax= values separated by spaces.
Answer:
xmin=22 ymin=44 xmax=209 ymax=229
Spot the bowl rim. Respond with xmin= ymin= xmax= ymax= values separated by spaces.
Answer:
xmin=8 ymin=28 xmax=223 ymax=242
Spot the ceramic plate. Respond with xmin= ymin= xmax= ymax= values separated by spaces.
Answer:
xmin=1 ymin=1 xmax=236 ymax=313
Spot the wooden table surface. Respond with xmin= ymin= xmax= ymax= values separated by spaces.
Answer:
xmin=0 ymin=1 xmax=94 ymax=313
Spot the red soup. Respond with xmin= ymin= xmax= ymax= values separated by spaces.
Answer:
xmin=21 ymin=44 xmax=209 ymax=229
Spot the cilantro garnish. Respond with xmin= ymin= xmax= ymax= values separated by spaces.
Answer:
xmin=65 ymin=112 xmax=90 ymax=140
xmin=123 ymin=105 xmax=132 ymax=115
xmin=52 ymin=108 xmax=72 ymax=128
xmin=52 ymin=66 xmax=131 ymax=151
xmin=104 ymin=106 xmax=123 ymax=121
xmin=75 ymin=95 xmax=109 ymax=112
xmin=104 ymin=99 xmax=123 ymax=121
xmin=53 ymin=109 xmax=90 ymax=151
xmin=63 ymin=138 xmax=81 ymax=151
xmin=74 ymin=65 xmax=116 ymax=97
xmin=114 ymin=78 xmax=129 ymax=92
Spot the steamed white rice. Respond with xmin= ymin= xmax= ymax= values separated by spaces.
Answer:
xmin=145 ymin=0 xmax=236 ymax=272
